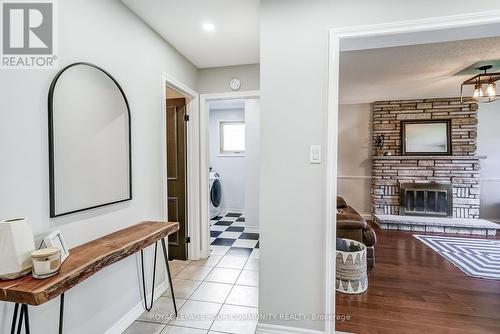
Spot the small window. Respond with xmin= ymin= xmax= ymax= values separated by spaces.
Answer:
xmin=220 ymin=121 xmax=245 ymax=155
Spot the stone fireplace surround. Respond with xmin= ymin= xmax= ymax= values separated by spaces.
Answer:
xmin=370 ymin=98 xmax=499 ymax=235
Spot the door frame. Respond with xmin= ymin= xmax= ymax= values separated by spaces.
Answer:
xmin=162 ymin=73 xmax=200 ymax=260
xmin=199 ymin=90 xmax=260 ymax=258
xmin=326 ymin=10 xmax=500 ymax=333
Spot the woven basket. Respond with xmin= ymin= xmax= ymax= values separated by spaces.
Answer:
xmin=336 ymin=238 xmax=368 ymax=294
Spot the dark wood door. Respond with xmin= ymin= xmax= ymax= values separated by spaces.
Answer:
xmin=166 ymin=98 xmax=188 ymax=260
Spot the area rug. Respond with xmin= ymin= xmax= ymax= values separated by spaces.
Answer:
xmin=414 ymin=235 xmax=500 ymax=280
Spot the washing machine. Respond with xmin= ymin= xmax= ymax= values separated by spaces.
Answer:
xmin=209 ymin=172 xmax=222 ymax=219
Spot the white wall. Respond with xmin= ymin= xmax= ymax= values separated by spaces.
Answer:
xmin=198 ymin=64 xmax=260 ymax=93
xmin=245 ymin=99 xmax=261 ymax=227
xmin=478 ymin=101 xmax=500 ymax=221
xmin=337 ymin=104 xmax=372 ymax=217
xmin=260 ymin=1 xmax=500 ymax=332
xmin=0 ymin=0 xmax=198 ymax=333
xmin=209 ymin=108 xmax=246 ymax=211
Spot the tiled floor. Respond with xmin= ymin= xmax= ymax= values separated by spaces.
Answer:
xmin=124 ymin=212 xmax=259 ymax=334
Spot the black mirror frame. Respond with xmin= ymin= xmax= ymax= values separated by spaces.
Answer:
xmin=401 ymin=119 xmax=452 ymax=156
xmin=48 ymin=62 xmax=132 ymax=218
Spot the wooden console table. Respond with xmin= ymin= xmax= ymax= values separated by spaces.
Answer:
xmin=0 ymin=221 xmax=179 ymax=334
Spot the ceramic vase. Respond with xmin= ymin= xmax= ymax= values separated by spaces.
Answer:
xmin=0 ymin=218 xmax=36 ymax=280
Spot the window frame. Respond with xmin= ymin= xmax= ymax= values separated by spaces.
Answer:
xmin=219 ymin=120 xmax=246 ymax=156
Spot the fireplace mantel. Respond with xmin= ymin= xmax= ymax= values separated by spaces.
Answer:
xmin=373 ymin=155 xmax=486 ymax=160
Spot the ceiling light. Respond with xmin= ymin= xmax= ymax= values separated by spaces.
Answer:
xmin=202 ymin=23 xmax=215 ymax=32
xmin=461 ymin=65 xmax=500 ymax=103
xmin=487 ymin=79 xmax=496 ymax=98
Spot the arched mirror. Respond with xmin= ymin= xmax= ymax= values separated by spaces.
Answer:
xmin=48 ymin=62 xmax=132 ymax=217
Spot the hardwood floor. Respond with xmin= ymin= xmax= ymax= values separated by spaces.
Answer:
xmin=335 ymin=226 xmax=500 ymax=334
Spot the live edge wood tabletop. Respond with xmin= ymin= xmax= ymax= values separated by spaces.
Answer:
xmin=0 ymin=221 xmax=179 ymax=306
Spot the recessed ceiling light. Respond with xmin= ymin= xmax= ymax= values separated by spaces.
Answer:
xmin=202 ymin=22 xmax=215 ymax=32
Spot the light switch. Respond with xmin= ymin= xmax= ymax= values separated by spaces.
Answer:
xmin=310 ymin=145 xmax=321 ymax=164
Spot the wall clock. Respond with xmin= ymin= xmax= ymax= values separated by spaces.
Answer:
xmin=230 ymin=78 xmax=241 ymax=91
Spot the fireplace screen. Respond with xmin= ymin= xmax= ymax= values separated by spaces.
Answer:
xmin=400 ymin=183 xmax=452 ymax=217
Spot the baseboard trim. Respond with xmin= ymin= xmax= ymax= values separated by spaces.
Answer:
xmin=255 ymin=323 xmax=324 ymax=334
xmin=105 ymin=281 xmax=167 ymax=334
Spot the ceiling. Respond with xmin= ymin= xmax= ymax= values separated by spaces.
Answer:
xmin=121 ymin=0 xmax=259 ymax=68
xmin=340 ymin=36 xmax=500 ymax=104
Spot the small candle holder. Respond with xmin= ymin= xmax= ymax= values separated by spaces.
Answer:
xmin=31 ymin=247 xmax=61 ymax=279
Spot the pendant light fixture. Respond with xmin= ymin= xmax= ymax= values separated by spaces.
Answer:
xmin=460 ymin=65 xmax=499 ymax=103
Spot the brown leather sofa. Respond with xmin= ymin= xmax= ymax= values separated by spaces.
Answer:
xmin=337 ymin=196 xmax=376 ymax=268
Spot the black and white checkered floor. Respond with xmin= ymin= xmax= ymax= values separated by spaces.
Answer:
xmin=210 ymin=212 xmax=259 ymax=258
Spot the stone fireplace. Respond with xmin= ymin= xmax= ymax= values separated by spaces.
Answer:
xmin=371 ymin=98 xmax=484 ymax=220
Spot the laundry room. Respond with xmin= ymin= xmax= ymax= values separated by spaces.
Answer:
xmin=208 ymin=98 xmax=261 ymax=253
xmin=208 ymin=98 xmax=260 ymax=224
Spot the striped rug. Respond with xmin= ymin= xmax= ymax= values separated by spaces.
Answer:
xmin=414 ymin=235 xmax=500 ymax=280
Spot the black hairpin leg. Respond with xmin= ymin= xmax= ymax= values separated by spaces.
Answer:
xmin=140 ymin=241 xmax=158 ymax=311
xmin=161 ymin=238 xmax=177 ymax=317
xmin=23 ymin=305 xmax=30 ymax=334
xmin=10 ymin=303 xmax=19 ymax=334
xmin=59 ymin=293 xmax=65 ymax=334
xmin=10 ymin=303 xmax=29 ymax=334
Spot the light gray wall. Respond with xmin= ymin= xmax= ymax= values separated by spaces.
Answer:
xmin=337 ymin=104 xmax=372 ymax=216
xmin=198 ymin=64 xmax=260 ymax=93
xmin=244 ymin=99 xmax=261 ymax=227
xmin=0 ymin=0 xmax=198 ymax=333
xmin=260 ymin=1 xmax=500 ymax=331
xmin=209 ymin=108 xmax=246 ymax=211
xmin=477 ymin=101 xmax=500 ymax=221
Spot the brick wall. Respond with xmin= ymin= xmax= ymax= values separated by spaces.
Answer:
xmin=372 ymin=98 xmax=478 ymax=156
xmin=371 ymin=98 xmax=482 ymax=219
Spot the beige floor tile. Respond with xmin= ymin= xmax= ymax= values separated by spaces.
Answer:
xmin=205 ymin=268 xmax=241 ymax=284
xmin=124 ymin=321 xmax=165 ymax=334
xmin=226 ymin=285 xmax=258 ymax=308
xmin=236 ymin=270 xmax=259 ymax=287
xmin=189 ymin=255 xmax=222 ymax=268
xmin=170 ymin=279 xmax=202 ymax=299
xmin=216 ymin=256 xmax=248 ymax=270
xmin=176 ymin=265 xmax=213 ymax=281
xmin=210 ymin=304 xmax=258 ymax=334
xmin=170 ymin=300 xmax=222 ymax=330
xmin=169 ymin=260 xmax=190 ymax=277
xmin=138 ymin=297 xmax=187 ymax=324
xmin=190 ymin=282 xmax=233 ymax=303
xmin=160 ymin=325 xmax=207 ymax=333
xmin=210 ymin=246 xmax=230 ymax=256
xmin=244 ymin=258 xmax=259 ymax=271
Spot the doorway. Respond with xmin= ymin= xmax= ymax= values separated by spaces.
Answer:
xmin=327 ymin=12 xmax=500 ymax=334
xmin=163 ymin=75 xmax=200 ymax=261
xmin=207 ymin=98 xmax=261 ymax=260
xmin=166 ymin=92 xmax=188 ymax=260
xmin=199 ymin=91 xmax=260 ymax=259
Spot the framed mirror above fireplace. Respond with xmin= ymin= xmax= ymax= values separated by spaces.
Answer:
xmin=402 ymin=120 xmax=451 ymax=156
